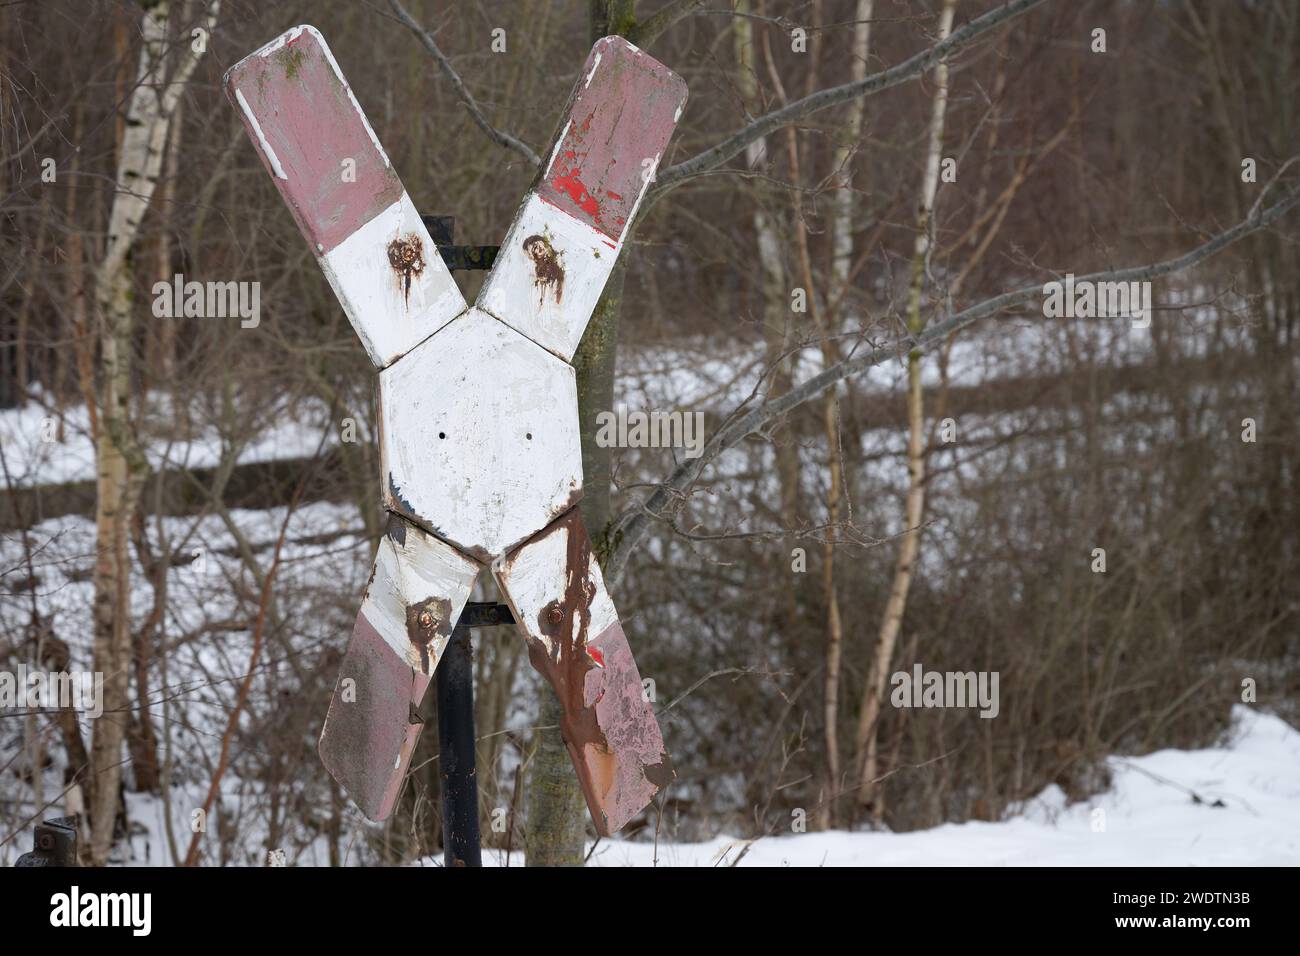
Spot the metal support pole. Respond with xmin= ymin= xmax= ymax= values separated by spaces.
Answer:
xmin=435 ymin=601 xmax=515 ymax=867
xmin=436 ymin=617 xmax=481 ymax=867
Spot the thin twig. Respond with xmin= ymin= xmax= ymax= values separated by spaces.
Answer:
xmin=650 ymin=0 xmax=1048 ymax=198
xmin=605 ymin=180 xmax=1300 ymax=583
xmin=386 ymin=0 xmax=542 ymax=167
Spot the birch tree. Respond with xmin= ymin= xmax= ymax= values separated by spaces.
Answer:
xmin=852 ymin=0 xmax=957 ymax=821
xmin=89 ymin=0 xmax=217 ymax=866
xmin=733 ymin=0 xmax=797 ymax=529
xmin=819 ymin=0 xmax=873 ymax=830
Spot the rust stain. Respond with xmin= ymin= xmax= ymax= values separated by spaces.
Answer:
xmin=405 ymin=595 xmax=452 ymax=674
xmin=524 ymin=511 xmax=619 ymax=834
xmin=464 ymin=542 xmax=494 ymax=565
xmin=523 ymin=234 xmax=564 ymax=305
xmin=556 ymin=480 xmax=585 ymax=517
xmin=507 ymin=509 xmax=675 ymax=832
xmin=386 ymin=234 xmax=425 ymax=304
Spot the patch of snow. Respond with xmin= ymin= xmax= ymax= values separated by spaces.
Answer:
xmin=471 ymin=707 xmax=1300 ymax=867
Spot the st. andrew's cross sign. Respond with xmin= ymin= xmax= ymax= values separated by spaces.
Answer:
xmin=224 ymin=26 xmax=687 ymax=836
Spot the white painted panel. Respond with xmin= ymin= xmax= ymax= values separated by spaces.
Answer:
xmin=321 ymin=192 xmax=466 ymax=368
xmin=493 ymin=518 xmax=619 ymax=654
xmin=379 ymin=308 xmax=583 ymax=557
xmin=358 ymin=522 xmax=480 ymax=672
xmin=477 ymin=194 xmax=617 ymax=362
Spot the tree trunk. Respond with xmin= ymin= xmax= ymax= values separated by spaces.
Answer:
xmin=734 ymin=1 xmax=799 ymax=527
xmin=90 ymin=256 xmax=147 ymax=864
xmin=853 ymin=0 xmax=956 ymax=823
xmin=524 ymin=0 xmax=638 ymax=867
xmin=526 ymin=257 xmax=626 ymax=866
xmin=817 ymin=0 xmax=872 ymax=829
xmin=525 ymin=688 xmax=593 ymax=866
xmin=89 ymin=0 xmax=216 ymax=866
xmin=126 ymin=514 xmax=164 ymax=793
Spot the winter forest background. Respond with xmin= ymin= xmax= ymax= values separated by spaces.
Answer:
xmin=1 ymin=0 xmax=1298 ymax=866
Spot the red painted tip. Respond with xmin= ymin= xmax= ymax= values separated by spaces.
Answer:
xmin=587 ymin=646 xmax=606 ymax=668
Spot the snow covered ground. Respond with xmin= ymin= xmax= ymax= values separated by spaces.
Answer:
xmin=6 ymin=478 xmax=1296 ymax=867
xmin=0 ymin=390 xmax=340 ymax=488
xmin=466 ymin=706 xmax=1300 ymax=867
xmin=101 ymin=704 xmax=1298 ymax=867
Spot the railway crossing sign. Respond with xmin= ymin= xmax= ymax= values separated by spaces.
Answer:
xmin=225 ymin=25 xmax=687 ymax=836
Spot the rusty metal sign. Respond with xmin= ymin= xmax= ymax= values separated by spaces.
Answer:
xmin=225 ymin=26 xmax=686 ymax=834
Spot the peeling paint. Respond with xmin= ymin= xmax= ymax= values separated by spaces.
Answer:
xmin=478 ymin=194 xmax=620 ymax=363
xmin=233 ymin=89 xmax=286 ymax=180
xmin=321 ymin=194 xmax=465 ymax=367
xmin=318 ymin=609 xmax=432 ymax=820
xmin=387 ymin=471 xmax=417 ymax=520
xmin=496 ymin=509 xmax=673 ymax=836
xmin=385 ymin=510 xmax=407 ymax=548
xmin=537 ymin=37 xmax=688 ymax=242
xmin=253 ymin=23 xmax=306 ymax=59
xmin=543 ymin=120 xmax=573 ymax=178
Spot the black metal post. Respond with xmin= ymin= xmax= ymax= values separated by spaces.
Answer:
xmin=434 ymin=601 xmax=515 ymax=867
xmin=436 ymin=617 xmax=481 ymax=867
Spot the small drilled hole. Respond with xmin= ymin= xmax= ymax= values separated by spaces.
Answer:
xmin=526 ymin=432 xmax=532 ymax=440
xmin=438 ymin=432 xmax=446 ymax=439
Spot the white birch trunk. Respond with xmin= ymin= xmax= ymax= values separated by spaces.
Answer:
xmin=819 ymin=0 xmax=874 ymax=829
xmin=854 ymin=0 xmax=956 ymax=821
xmin=89 ymin=0 xmax=217 ymax=865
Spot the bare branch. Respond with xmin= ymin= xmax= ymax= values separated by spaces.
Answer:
xmin=628 ymin=0 xmax=707 ymax=47
xmin=604 ymin=182 xmax=1300 ymax=584
xmin=386 ymin=0 xmax=542 ymax=167
xmin=650 ymin=0 xmax=1048 ymax=198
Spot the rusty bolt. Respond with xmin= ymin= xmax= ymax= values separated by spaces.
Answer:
xmin=386 ymin=235 xmax=425 ymax=274
xmin=547 ymin=605 xmax=565 ymax=626
xmin=419 ymin=610 xmax=436 ymax=630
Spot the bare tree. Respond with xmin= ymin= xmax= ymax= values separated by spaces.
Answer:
xmin=89 ymin=0 xmax=217 ymax=866
xmin=854 ymin=0 xmax=957 ymax=822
